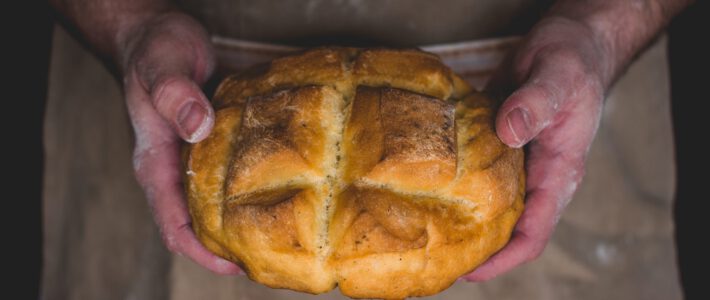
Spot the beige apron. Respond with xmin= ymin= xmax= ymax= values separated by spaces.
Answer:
xmin=41 ymin=2 xmax=681 ymax=299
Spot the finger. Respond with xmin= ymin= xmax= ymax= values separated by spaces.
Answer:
xmin=495 ymin=49 xmax=590 ymax=148
xmin=140 ymin=141 xmax=241 ymax=275
xmin=464 ymin=106 xmax=593 ymax=281
xmin=462 ymin=186 xmax=558 ymax=282
xmin=463 ymin=149 xmax=582 ymax=281
xmin=125 ymin=75 xmax=241 ymax=276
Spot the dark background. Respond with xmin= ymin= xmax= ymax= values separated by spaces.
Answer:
xmin=668 ymin=1 xmax=707 ymax=299
xmin=8 ymin=1 xmax=706 ymax=298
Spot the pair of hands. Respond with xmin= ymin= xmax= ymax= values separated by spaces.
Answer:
xmin=122 ymin=11 xmax=604 ymax=280
xmin=114 ymin=0 xmax=692 ymax=279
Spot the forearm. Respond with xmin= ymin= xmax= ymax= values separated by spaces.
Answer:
xmin=49 ymin=0 xmax=171 ymax=64
xmin=548 ymin=0 xmax=693 ymax=87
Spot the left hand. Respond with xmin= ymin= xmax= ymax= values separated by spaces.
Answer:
xmin=464 ymin=15 xmax=607 ymax=281
xmin=464 ymin=0 xmax=692 ymax=281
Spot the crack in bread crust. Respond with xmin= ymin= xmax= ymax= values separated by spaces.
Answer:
xmin=185 ymin=47 xmax=525 ymax=298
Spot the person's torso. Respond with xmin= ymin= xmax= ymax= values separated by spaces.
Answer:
xmin=176 ymin=0 xmax=551 ymax=46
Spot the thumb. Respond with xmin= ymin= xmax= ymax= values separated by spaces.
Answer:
xmin=149 ymin=75 xmax=214 ymax=143
xmin=126 ymin=12 xmax=216 ymax=143
xmin=495 ymin=82 xmax=560 ymax=148
xmin=494 ymin=50 xmax=585 ymax=148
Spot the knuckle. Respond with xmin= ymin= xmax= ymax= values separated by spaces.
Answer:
xmin=550 ymin=47 xmax=585 ymax=68
xmin=525 ymin=247 xmax=545 ymax=263
xmin=524 ymin=240 xmax=548 ymax=263
xmin=160 ymin=223 xmax=195 ymax=256
xmin=131 ymin=147 xmax=151 ymax=182
xmin=161 ymin=233 xmax=181 ymax=254
xmin=132 ymin=165 xmax=150 ymax=188
xmin=132 ymin=162 xmax=145 ymax=182
xmin=151 ymin=77 xmax=197 ymax=113
xmin=584 ymin=80 xmax=605 ymax=104
xmin=542 ymin=46 xmax=590 ymax=82
xmin=150 ymin=76 xmax=180 ymax=104
xmin=510 ymin=55 xmax=531 ymax=84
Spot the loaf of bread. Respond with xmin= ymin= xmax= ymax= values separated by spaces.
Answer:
xmin=183 ymin=47 xmax=525 ymax=298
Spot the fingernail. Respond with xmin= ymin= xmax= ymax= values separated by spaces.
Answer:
xmin=177 ymin=101 xmax=209 ymax=143
xmin=506 ymin=107 xmax=532 ymax=147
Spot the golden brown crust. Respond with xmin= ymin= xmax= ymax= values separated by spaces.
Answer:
xmin=184 ymin=47 xmax=524 ymax=298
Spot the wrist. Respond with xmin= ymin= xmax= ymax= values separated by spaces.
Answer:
xmin=547 ymin=0 xmax=692 ymax=87
xmin=49 ymin=0 xmax=172 ymax=68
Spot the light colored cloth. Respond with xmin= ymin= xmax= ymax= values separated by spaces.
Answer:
xmin=209 ymin=35 xmax=521 ymax=90
xmin=42 ymin=23 xmax=681 ymax=299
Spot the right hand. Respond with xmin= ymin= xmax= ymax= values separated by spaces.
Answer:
xmin=119 ymin=11 xmax=241 ymax=275
xmin=464 ymin=15 xmax=605 ymax=281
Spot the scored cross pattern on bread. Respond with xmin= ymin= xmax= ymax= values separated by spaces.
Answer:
xmin=183 ymin=47 xmax=525 ymax=299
